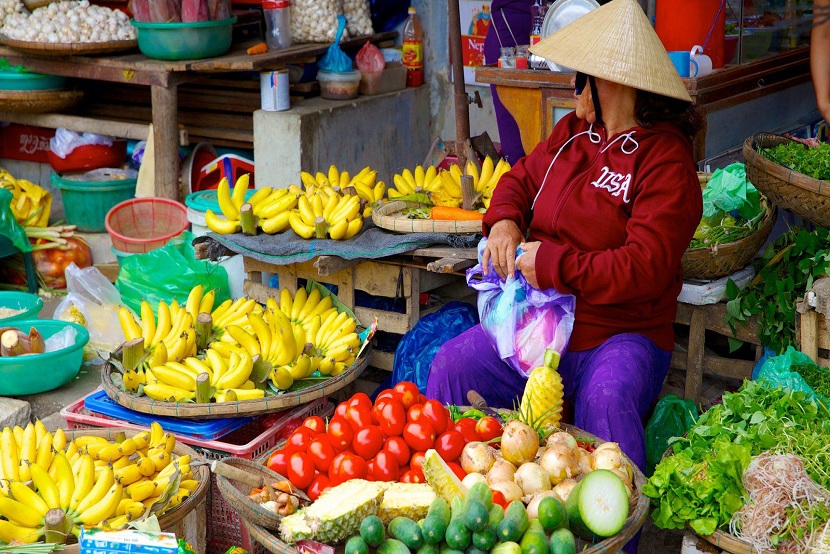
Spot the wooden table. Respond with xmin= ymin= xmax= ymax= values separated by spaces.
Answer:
xmin=0 ymin=32 xmax=395 ymax=199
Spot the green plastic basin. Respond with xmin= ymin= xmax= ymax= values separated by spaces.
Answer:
xmin=0 ymin=71 xmax=67 ymax=91
xmin=0 ymin=292 xmax=43 ymax=323
xmin=0 ymin=320 xmax=89 ymax=396
xmin=131 ymin=16 xmax=237 ymax=61
xmin=52 ymin=172 xmax=137 ymax=233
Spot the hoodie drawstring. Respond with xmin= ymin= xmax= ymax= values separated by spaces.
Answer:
xmin=601 ymin=131 xmax=640 ymax=155
xmin=531 ymin=125 xmax=601 ymax=210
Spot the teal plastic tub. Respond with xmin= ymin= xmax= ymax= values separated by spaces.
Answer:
xmin=131 ymin=16 xmax=238 ymax=61
xmin=0 ymin=71 xmax=67 ymax=91
xmin=0 ymin=292 xmax=43 ymax=323
xmin=0 ymin=320 xmax=89 ymax=396
xmin=111 ymin=245 xmax=136 ymax=267
xmin=52 ymin=172 xmax=137 ymax=233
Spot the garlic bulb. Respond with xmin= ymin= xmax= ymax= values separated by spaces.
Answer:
xmin=290 ymin=0 xmax=350 ymax=44
xmin=0 ymin=0 xmax=22 ymax=28
xmin=2 ymin=0 xmax=135 ymax=43
xmin=342 ymin=0 xmax=373 ymax=37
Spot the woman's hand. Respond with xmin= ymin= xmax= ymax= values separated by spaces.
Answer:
xmin=482 ymin=219 xmax=523 ymax=280
xmin=516 ymin=241 xmax=541 ymax=288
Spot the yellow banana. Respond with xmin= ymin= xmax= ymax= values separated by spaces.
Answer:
xmin=12 ymin=426 xmax=23 ymax=450
xmin=140 ymin=300 xmax=156 ymax=348
xmin=126 ymin=480 xmax=157 ymax=503
xmin=118 ymin=438 xmax=138 ymax=457
xmin=424 ymin=165 xmax=438 ymax=185
xmin=414 ymin=165 xmax=425 ymax=188
xmin=248 ymin=313 xmax=272 ymax=362
xmin=328 ymin=219 xmax=348 ymax=240
xmin=205 ymin=209 xmax=240 ymax=235
xmin=225 ymin=324 xmax=260 ymax=357
xmin=149 ymin=422 xmax=164 ymax=449
xmin=118 ymin=307 xmax=142 ymax=342
xmin=291 ymin=288 xmax=308 ymax=322
xmin=151 ymin=301 xmax=172 ymax=346
xmin=339 ymin=170 xmax=351 ymax=189
xmin=52 ymin=428 xmax=67 ymax=452
xmin=311 ymin=194 xmax=325 ymax=218
xmin=344 ymin=217 xmax=363 ymax=239
xmin=144 ymin=383 xmax=196 ymax=402
xmin=79 ymin=483 xmax=122 ymax=526
xmin=10 ymin=481 xmax=49 ymax=518
xmin=34 ymin=431 xmax=53 ymax=470
xmin=322 ymin=193 xmax=341 ymax=221
xmin=298 ymin=195 xmax=315 ymax=225
xmin=288 ymin=211 xmax=315 ymax=239
xmin=271 ymin=366 xmax=294 ymax=390
xmin=34 ymin=419 xmax=46 ymax=445
xmin=0 ymin=496 xmax=44 ymax=528
xmin=153 ymin=365 xmax=197 ymax=392
xmin=29 ymin=463 xmax=61 ymax=511
xmin=216 ymin=350 xmax=254 ymax=390
xmin=18 ymin=422 xmax=36 ymax=482
xmin=300 ymin=171 xmax=318 ymax=187
xmin=185 ymin=284 xmax=204 ymax=320
xmin=328 ymin=165 xmax=340 ymax=187
xmin=199 ymin=289 xmax=216 ymax=316
xmin=402 ymin=168 xmax=418 ymax=191
xmin=70 ymin=455 xmax=95 ymax=511
xmin=215 ymin=388 xmax=266 ymax=402
xmin=184 ymin=357 xmax=213 ymax=382
xmin=247 ymin=185 xmax=273 ymax=208
xmin=373 ymin=181 xmax=387 ymax=202
xmin=95 ymin=443 xmax=123 ymax=464
xmin=124 ymin=500 xmax=146 ymax=521
xmin=51 ymin=452 xmax=75 ymax=509
xmin=261 ymin=211 xmax=291 ymax=234
xmin=465 ymin=159 xmax=480 ymax=189
xmin=217 ymin=177 xmax=240 ymax=219
xmin=136 ymin=456 xmax=156 ymax=478
xmin=114 ymin=464 xmax=143 ymax=486
xmin=478 ymin=156 xmax=495 ymax=192
xmin=0 ymin=519 xmax=39 ymax=544
xmin=75 ymin=466 xmax=114 ymax=515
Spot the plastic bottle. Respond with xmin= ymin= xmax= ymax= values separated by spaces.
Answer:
xmin=402 ymin=6 xmax=424 ymax=87
xmin=263 ymin=1 xmax=292 ymax=51
xmin=530 ymin=0 xmax=548 ymax=47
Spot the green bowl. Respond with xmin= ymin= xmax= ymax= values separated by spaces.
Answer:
xmin=131 ymin=16 xmax=237 ymax=61
xmin=0 ymin=71 xmax=67 ymax=91
xmin=0 ymin=320 xmax=89 ymax=396
xmin=0 ymin=292 xmax=44 ymax=324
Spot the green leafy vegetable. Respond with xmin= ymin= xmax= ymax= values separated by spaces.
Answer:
xmin=763 ymin=142 xmax=830 ymax=181
xmin=793 ymin=363 xmax=830 ymax=400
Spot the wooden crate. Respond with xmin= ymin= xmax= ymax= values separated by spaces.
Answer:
xmin=798 ymin=309 xmax=830 ymax=368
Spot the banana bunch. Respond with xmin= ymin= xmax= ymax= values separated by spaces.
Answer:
xmin=0 ymin=422 xmax=195 ymax=544
xmin=471 ymin=157 xmax=512 ymax=209
xmin=205 ymin=174 xmax=303 ymax=235
xmin=1 ymin=167 xmax=52 ymax=227
xmin=0 ymin=326 xmax=45 ymax=357
xmin=300 ymin=165 xmax=386 ymax=212
xmin=388 ymin=159 xmax=512 ymax=210
xmin=290 ymin=186 xmax=364 ymax=241
xmin=388 ymin=164 xmax=441 ymax=198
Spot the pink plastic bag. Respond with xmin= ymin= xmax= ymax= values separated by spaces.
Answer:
xmin=356 ymin=41 xmax=385 ymax=73
xmin=131 ymin=0 xmax=151 ymax=22
xmin=182 ymin=0 xmax=209 ymax=22
xmin=207 ymin=0 xmax=231 ymax=20
xmin=149 ymin=0 xmax=181 ymax=22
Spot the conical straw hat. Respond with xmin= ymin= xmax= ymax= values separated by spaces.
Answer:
xmin=529 ymin=0 xmax=692 ymax=102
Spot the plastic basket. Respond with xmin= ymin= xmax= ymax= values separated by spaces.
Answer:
xmin=105 ymin=197 xmax=189 ymax=254
xmin=52 ymin=172 xmax=136 ymax=232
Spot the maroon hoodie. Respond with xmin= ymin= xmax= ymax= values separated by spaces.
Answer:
xmin=483 ymin=112 xmax=701 ymax=352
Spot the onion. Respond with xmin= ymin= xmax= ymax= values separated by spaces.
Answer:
xmin=514 ymin=463 xmax=551 ymax=496
xmin=547 ymin=431 xmax=578 ymax=451
xmin=592 ymin=446 xmax=623 ymax=471
xmin=500 ymin=420 xmax=539 ymax=465
xmin=487 ymin=459 xmax=516 ymax=485
xmin=552 ymin=478 xmax=578 ymax=502
xmin=539 ymin=444 xmax=578 ymax=485
xmin=575 ymin=448 xmax=593 ymax=476
xmin=460 ymin=442 xmax=496 ymax=475
xmin=609 ymin=467 xmax=633 ymax=487
xmin=490 ymin=480 xmax=523 ymax=504
xmin=526 ymin=490 xmax=562 ymax=519
xmin=534 ymin=446 xmax=548 ymax=460
xmin=462 ymin=472 xmax=488 ymax=489
xmin=593 ymin=441 xmax=622 ymax=453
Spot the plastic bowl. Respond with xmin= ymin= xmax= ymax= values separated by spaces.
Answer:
xmin=0 ymin=71 xmax=67 ymax=91
xmin=0 ymin=320 xmax=89 ymax=396
xmin=317 ymin=70 xmax=361 ymax=100
xmin=131 ymin=16 xmax=238 ymax=61
xmin=0 ymin=292 xmax=43 ymax=324
xmin=47 ymin=140 xmax=128 ymax=173
xmin=105 ymin=197 xmax=190 ymax=254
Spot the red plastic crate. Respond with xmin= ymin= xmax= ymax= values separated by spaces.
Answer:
xmin=0 ymin=124 xmax=55 ymax=163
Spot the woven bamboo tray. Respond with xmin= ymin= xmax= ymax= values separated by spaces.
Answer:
xmin=0 ymin=34 xmax=137 ymax=56
xmin=240 ymin=422 xmax=649 ymax=554
xmin=23 ymin=0 xmax=57 ymax=9
xmin=0 ymin=89 xmax=82 ymax=113
xmin=100 ymin=344 xmax=372 ymax=420
xmin=372 ymin=200 xmax=483 ymax=235
xmin=698 ymin=530 xmax=776 ymax=554
xmin=215 ymin=457 xmax=310 ymax=532
xmin=743 ymin=132 xmax=830 ymax=229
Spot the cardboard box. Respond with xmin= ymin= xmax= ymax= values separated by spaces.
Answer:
xmin=79 ymin=527 xmax=178 ymax=554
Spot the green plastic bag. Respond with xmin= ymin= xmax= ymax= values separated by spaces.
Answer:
xmin=702 ymin=162 xmax=761 ymax=221
xmin=644 ymin=394 xmax=698 ymax=476
xmin=116 ymin=231 xmax=230 ymax=315
xmin=0 ymin=188 xmax=31 ymax=254
xmin=756 ymin=346 xmax=824 ymax=399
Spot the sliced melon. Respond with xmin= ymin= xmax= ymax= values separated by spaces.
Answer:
xmin=563 ymin=469 xmax=628 ymax=540
xmin=422 ymin=449 xmax=468 ymax=504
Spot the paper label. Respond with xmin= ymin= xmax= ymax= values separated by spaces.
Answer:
xmin=402 ymin=41 xmax=423 ymax=69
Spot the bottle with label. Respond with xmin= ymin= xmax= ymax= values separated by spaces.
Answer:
xmin=402 ymin=6 xmax=424 ymax=87
xmin=530 ymin=0 xmax=547 ymax=46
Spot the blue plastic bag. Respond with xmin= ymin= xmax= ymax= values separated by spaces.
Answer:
xmin=391 ymin=301 xmax=479 ymax=393
xmin=466 ymin=238 xmax=576 ymax=377
xmin=318 ymin=15 xmax=353 ymax=73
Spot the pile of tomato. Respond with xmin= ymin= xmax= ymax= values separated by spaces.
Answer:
xmin=265 ymin=381 xmax=503 ymax=500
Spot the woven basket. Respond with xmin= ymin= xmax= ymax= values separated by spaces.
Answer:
xmin=372 ymin=200 xmax=483 ymax=235
xmin=23 ymin=0 xmax=57 ymax=9
xmin=743 ymin=132 xmax=830 ymax=229
xmin=699 ymin=530 xmax=776 ymax=554
xmin=0 ymin=34 xmax=137 ymax=56
xmin=0 ymin=89 xmax=82 ymax=114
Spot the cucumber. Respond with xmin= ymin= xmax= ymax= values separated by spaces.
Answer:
xmin=360 ymin=515 xmax=385 ymax=547
xmin=346 ymin=536 xmax=369 ymax=554
xmin=389 ymin=517 xmax=425 ymax=550
xmin=564 ymin=469 xmax=629 ymax=540
xmin=549 ymin=528 xmax=576 ymax=554
xmin=519 ymin=529 xmax=549 ymax=554
xmin=471 ymin=527 xmax=497 ymax=551
xmin=497 ymin=501 xmax=530 ymax=542
xmin=450 ymin=496 xmax=464 ymax=520
xmin=526 ymin=519 xmax=545 ymax=535
xmin=537 ymin=496 xmax=568 ymax=532
xmin=440 ymin=544 xmax=464 ymax=554
xmin=491 ymin=541 xmax=522 ymax=554
xmin=421 ymin=515 xmax=447 ymax=545
xmin=488 ymin=504 xmax=505 ymax=527
xmin=445 ymin=519 xmax=471 ymax=550
xmin=418 ymin=544 xmax=440 ymax=554
xmin=463 ymin=499 xmax=489 ymax=532
xmin=429 ymin=497 xmax=452 ymax=527
xmin=378 ymin=538 xmax=411 ymax=554
xmin=465 ymin=546 xmax=488 ymax=554
xmin=465 ymin=482 xmax=494 ymax=510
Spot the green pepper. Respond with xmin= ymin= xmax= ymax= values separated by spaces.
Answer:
xmin=460 ymin=408 xmax=486 ymax=420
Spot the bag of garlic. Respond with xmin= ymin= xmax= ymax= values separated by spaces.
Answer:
xmin=343 ymin=0 xmax=374 ymax=37
xmin=291 ymin=0 xmax=350 ymax=43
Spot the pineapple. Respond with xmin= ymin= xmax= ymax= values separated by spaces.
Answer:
xmin=305 ymin=480 xmax=384 ymax=544
xmin=279 ymin=512 xmax=313 ymax=544
xmin=422 ymin=449 xmax=467 ymax=504
xmin=519 ymin=348 xmax=564 ymax=434
xmin=376 ymin=482 xmax=436 ymax=524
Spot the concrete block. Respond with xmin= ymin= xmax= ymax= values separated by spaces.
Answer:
xmin=40 ymin=411 xmax=69 ymax=433
xmin=76 ymin=231 xmax=116 ymax=264
xmin=0 ymin=397 xmax=31 ymax=429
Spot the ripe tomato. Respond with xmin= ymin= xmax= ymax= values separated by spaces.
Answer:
xmin=422 ymin=400 xmax=450 ymax=435
xmin=393 ymin=382 xmax=420 ymax=410
xmin=476 ymin=417 xmax=502 ymax=442
xmin=287 ymin=452 xmax=315 ymax=489
xmin=327 ymin=416 xmax=354 ymax=450
xmin=434 ymin=430 xmax=465 ymax=462
xmin=284 ymin=427 xmax=315 ymax=454
xmin=403 ymin=421 xmax=436 ymax=451
xmin=374 ymin=389 xmax=398 ymax=407
xmin=419 ymin=394 xmax=428 ymax=404
xmin=353 ymin=426 xmax=384 ymax=460
xmin=454 ymin=418 xmax=479 ymax=444
xmin=447 ymin=462 xmax=466 ymax=481
xmin=377 ymin=400 xmax=406 ymax=437
xmin=345 ymin=405 xmax=373 ymax=432
xmin=276 ymin=418 xmax=303 ymax=440
xmin=490 ymin=489 xmax=508 ymax=509
xmin=409 ymin=451 xmax=426 ymax=472
xmin=307 ymin=474 xmax=331 ymax=501
xmin=329 ymin=452 xmax=368 ymax=485
xmin=267 ymin=449 xmax=289 ymax=476
xmin=400 ymin=468 xmax=425 ymax=483
xmin=349 ymin=392 xmax=372 ymax=411
xmin=365 ymin=459 xmax=377 ymax=481
xmin=335 ymin=402 xmax=349 ymax=418
xmin=307 ymin=435 xmax=336 ymax=473
xmin=302 ymin=416 xmax=326 ymax=435
xmin=383 ymin=436 xmax=410 ymax=467
xmin=372 ymin=451 xmax=400 ymax=482
xmin=407 ymin=404 xmax=425 ymax=423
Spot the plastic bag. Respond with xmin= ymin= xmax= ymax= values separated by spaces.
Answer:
xmin=392 ymin=301 xmax=479 ymax=393
xmin=0 ymin=188 xmax=31 ymax=254
xmin=131 ymin=0 xmax=151 ymax=21
xmin=466 ymin=238 xmax=576 ymax=377
xmin=116 ymin=231 xmax=231 ymax=316
xmin=292 ymin=0 xmax=349 ymax=43
xmin=54 ymin=263 xmax=127 ymax=361
xmin=755 ymin=346 xmax=823 ymax=398
xmin=49 ymin=128 xmax=114 ymax=160
xmin=702 ymin=162 xmax=761 ymax=222
xmin=644 ymin=394 xmax=698 ymax=476
xmin=356 ymin=41 xmax=385 ymax=73
xmin=318 ymin=15 xmax=353 ymax=72
xmin=1 ymin=168 xmax=51 ymax=227
xmin=45 ymin=326 xmax=78 ymax=353
xmin=207 ymin=0 xmax=230 ymax=21
xmin=182 ymin=0 xmax=209 ymax=22
xmin=343 ymin=0 xmax=374 ymax=37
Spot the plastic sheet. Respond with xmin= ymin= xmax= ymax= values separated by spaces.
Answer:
xmin=0 ymin=188 xmax=31 ymax=254
xmin=755 ymin=346 xmax=824 ymax=399
xmin=49 ymin=128 xmax=114 ymax=159
xmin=644 ymin=394 xmax=698 ymax=476
xmin=702 ymin=162 xmax=761 ymax=222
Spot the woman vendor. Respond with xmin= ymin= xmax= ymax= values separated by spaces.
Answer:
xmin=427 ymin=0 xmax=703 ymax=476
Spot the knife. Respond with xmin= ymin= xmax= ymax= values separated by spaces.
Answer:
xmin=466 ymin=390 xmax=504 ymax=422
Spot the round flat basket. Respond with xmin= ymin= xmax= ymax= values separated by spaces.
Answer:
xmin=743 ymin=132 xmax=830 ymax=229
xmin=215 ymin=457 xmax=310 ymax=532
xmin=372 ymin=200 xmax=482 ymax=234
xmin=698 ymin=530 xmax=776 ymax=554
xmin=101 ymin=344 xmax=372 ymax=420
xmin=0 ymin=34 xmax=137 ymax=56
xmin=0 ymin=88 xmax=82 ymax=113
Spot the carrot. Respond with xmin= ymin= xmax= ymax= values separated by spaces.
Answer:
xmin=430 ymin=206 xmax=484 ymax=221
xmin=247 ymin=42 xmax=268 ymax=55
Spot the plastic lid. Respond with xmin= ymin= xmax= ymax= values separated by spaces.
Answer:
xmin=317 ymin=69 xmax=362 ymax=81
xmin=263 ymin=0 xmax=289 ymax=8
xmin=408 ymin=6 xmax=416 ymax=13
xmin=185 ymin=188 xmax=256 ymax=213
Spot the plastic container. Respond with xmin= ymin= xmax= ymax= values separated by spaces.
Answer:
xmin=0 ymin=292 xmax=43 ymax=323
xmin=0 ymin=71 xmax=67 ymax=91
xmin=52 ymin=170 xmax=137 ymax=233
xmin=110 ymin=245 xmax=135 ymax=267
xmin=105 ymin=197 xmax=189 ymax=254
xmin=359 ymin=62 xmax=407 ymax=95
xmin=131 ymin=16 xmax=238 ymax=61
xmin=317 ymin=69 xmax=361 ymax=100
xmin=656 ymin=0 xmax=725 ymax=68
xmin=0 ymin=320 xmax=89 ymax=396
xmin=263 ymin=0 xmax=291 ymax=50
xmin=47 ymin=140 xmax=128 ymax=173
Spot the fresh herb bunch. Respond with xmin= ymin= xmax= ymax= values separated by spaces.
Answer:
xmin=725 ymin=227 xmax=830 ymax=354
xmin=763 ymin=142 xmax=830 ymax=181
xmin=794 ymin=363 xmax=830 ymax=399
xmin=689 ymin=213 xmax=761 ymax=249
